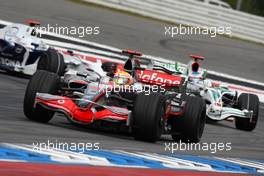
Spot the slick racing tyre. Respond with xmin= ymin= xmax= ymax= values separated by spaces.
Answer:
xmin=235 ymin=93 xmax=259 ymax=131
xmin=132 ymin=93 xmax=166 ymax=142
xmin=37 ymin=48 xmax=65 ymax=76
xmin=171 ymin=95 xmax=206 ymax=143
xmin=24 ymin=70 xmax=60 ymax=123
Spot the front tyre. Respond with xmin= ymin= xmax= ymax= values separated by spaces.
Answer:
xmin=37 ymin=48 xmax=65 ymax=76
xmin=235 ymin=93 xmax=259 ymax=131
xmin=132 ymin=93 xmax=166 ymax=142
xmin=23 ymin=70 xmax=60 ymax=123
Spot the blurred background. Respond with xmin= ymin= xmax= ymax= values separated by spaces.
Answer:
xmin=222 ymin=0 xmax=264 ymax=16
xmin=196 ymin=0 xmax=264 ymax=17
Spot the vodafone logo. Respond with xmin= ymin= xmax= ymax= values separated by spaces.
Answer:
xmin=137 ymin=70 xmax=181 ymax=85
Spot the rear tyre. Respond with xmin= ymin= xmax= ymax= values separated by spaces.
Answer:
xmin=37 ymin=48 xmax=65 ymax=76
xmin=23 ymin=70 xmax=60 ymax=123
xmin=132 ymin=93 xmax=166 ymax=142
xmin=235 ymin=93 xmax=259 ymax=131
xmin=171 ymin=96 xmax=206 ymax=143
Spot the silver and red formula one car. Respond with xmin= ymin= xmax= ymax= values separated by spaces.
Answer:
xmin=24 ymin=50 xmax=206 ymax=142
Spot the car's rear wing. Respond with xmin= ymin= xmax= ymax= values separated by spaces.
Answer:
xmin=121 ymin=49 xmax=153 ymax=67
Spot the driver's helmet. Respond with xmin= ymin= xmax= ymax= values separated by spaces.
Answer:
xmin=188 ymin=62 xmax=206 ymax=82
xmin=113 ymin=70 xmax=133 ymax=85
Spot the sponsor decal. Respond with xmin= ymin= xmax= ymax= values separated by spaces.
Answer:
xmin=137 ymin=70 xmax=181 ymax=85
xmin=57 ymin=100 xmax=65 ymax=104
xmin=0 ymin=57 xmax=21 ymax=67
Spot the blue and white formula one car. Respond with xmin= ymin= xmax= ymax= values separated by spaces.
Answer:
xmin=0 ymin=20 xmax=102 ymax=77
xmin=153 ymin=55 xmax=259 ymax=131
xmin=0 ymin=20 xmax=50 ymax=75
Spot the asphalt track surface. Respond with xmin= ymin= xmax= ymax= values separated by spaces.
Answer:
xmin=0 ymin=0 xmax=263 ymax=160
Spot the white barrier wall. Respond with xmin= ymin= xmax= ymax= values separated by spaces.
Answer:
xmin=83 ymin=0 xmax=264 ymax=44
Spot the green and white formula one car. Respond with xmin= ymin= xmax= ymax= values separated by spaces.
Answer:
xmin=152 ymin=55 xmax=259 ymax=131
